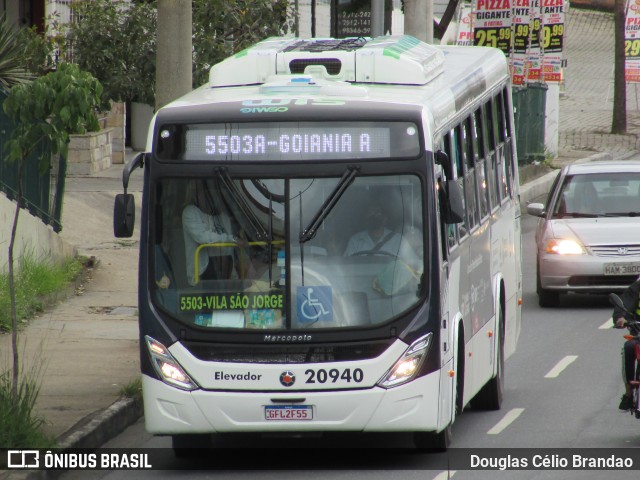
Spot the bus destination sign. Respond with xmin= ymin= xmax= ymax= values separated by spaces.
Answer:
xmin=171 ymin=122 xmax=419 ymax=161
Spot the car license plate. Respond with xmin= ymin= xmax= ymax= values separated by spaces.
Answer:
xmin=604 ymin=262 xmax=640 ymax=276
xmin=265 ymin=405 xmax=313 ymax=421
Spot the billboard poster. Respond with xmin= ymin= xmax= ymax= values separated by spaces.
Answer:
xmin=526 ymin=0 xmax=542 ymax=82
xmin=473 ymin=0 xmax=512 ymax=56
xmin=456 ymin=5 xmax=475 ymax=46
xmin=541 ymin=0 xmax=566 ymax=82
xmin=625 ymin=0 xmax=640 ymax=83
xmin=464 ymin=0 xmax=567 ymax=85
xmin=511 ymin=0 xmax=532 ymax=85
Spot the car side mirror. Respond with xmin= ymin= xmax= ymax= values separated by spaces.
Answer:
xmin=114 ymin=193 xmax=135 ymax=238
xmin=526 ymin=202 xmax=545 ymax=217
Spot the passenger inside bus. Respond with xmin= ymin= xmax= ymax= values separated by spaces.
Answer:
xmin=182 ymin=180 xmax=247 ymax=285
xmin=153 ymin=243 xmax=178 ymax=312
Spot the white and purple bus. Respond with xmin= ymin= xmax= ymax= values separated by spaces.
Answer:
xmin=114 ymin=35 xmax=522 ymax=451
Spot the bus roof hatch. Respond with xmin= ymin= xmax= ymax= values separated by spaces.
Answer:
xmin=209 ymin=35 xmax=444 ymax=88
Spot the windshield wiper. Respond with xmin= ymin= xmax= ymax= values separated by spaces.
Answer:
xmin=299 ymin=166 xmax=359 ymax=243
xmin=217 ymin=168 xmax=268 ymax=240
xmin=556 ymin=212 xmax=599 ymax=218
xmin=600 ymin=212 xmax=640 ymax=217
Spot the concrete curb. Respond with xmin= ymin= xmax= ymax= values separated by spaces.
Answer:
xmin=18 ymin=398 xmax=143 ymax=480
xmin=56 ymin=397 xmax=143 ymax=451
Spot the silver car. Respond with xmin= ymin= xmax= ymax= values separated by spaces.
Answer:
xmin=527 ymin=161 xmax=640 ymax=307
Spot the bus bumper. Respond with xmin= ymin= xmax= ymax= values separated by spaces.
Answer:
xmin=142 ymin=371 xmax=443 ymax=434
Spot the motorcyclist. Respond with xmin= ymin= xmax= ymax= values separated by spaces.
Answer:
xmin=612 ymin=278 xmax=640 ymax=410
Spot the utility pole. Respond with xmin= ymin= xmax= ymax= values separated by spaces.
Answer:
xmin=404 ymin=0 xmax=433 ymax=43
xmin=156 ymin=0 xmax=192 ymax=111
xmin=371 ymin=0 xmax=384 ymax=37
xmin=612 ymin=0 xmax=627 ymax=134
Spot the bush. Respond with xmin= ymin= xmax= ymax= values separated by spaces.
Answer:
xmin=0 ymin=366 xmax=55 ymax=449
xmin=0 ymin=254 xmax=84 ymax=333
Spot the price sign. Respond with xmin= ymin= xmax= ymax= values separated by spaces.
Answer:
xmin=541 ymin=0 xmax=566 ymax=82
xmin=473 ymin=0 xmax=512 ymax=56
xmin=626 ymin=0 xmax=640 ymax=82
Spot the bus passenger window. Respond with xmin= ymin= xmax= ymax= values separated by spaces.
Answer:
xmin=476 ymin=159 xmax=490 ymax=219
xmin=497 ymin=90 xmax=513 ymax=198
xmin=474 ymin=107 xmax=489 ymax=159
xmin=437 ymin=179 xmax=457 ymax=254
xmin=461 ymin=120 xmax=478 ymax=228
xmin=451 ymin=127 xmax=464 ymax=179
xmin=483 ymin=103 xmax=499 ymax=208
xmin=449 ymin=126 xmax=468 ymax=238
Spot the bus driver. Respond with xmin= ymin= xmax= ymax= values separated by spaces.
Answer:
xmin=344 ymin=201 xmax=420 ymax=267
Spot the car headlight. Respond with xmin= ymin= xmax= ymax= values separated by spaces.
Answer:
xmin=146 ymin=336 xmax=198 ymax=391
xmin=377 ymin=333 xmax=433 ymax=388
xmin=545 ymin=239 xmax=584 ymax=255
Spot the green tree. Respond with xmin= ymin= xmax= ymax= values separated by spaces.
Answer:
xmin=66 ymin=0 xmax=293 ymax=104
xmin=3 ymin=63 xmax=103 ymax=401
xmin=66 ymin=0 xmax=156 ymax=106
xmin=17 ymin=19 xmax=66 ymax=77
xmin=192 ymin=0 xmax=294 ymax=87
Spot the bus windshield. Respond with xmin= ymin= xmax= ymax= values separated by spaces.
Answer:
xmin=152 ymin=174 xmax=425 ymax=331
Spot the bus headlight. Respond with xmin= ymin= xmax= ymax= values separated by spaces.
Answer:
xmin=145 ymin=336 xmax=198 ymax=391
xmin=377 ymin=333 xmax=433 ymax=389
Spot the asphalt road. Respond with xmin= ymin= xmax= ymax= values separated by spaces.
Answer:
xmin=60 ymin=207 xmax=640 ymax=480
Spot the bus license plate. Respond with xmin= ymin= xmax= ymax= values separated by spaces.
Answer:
xmin=265 ymin=405 xmax=313 ymax=421
xmin=604 ymin=262 xmax=640 ymax=276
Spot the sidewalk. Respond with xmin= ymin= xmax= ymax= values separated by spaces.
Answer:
xmin=1 ymin=6 xmax=639 ymax=459
xmin=0 ymin=161 xmax=144 ymax=450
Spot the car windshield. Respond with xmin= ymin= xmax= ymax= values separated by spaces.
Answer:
xmin=551 ymin=172 xmax=640 ymax=218
xmin=150 ymin=175 xmax=425 ymax=331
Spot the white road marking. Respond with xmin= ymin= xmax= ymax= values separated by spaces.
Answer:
xmin=433 ymin=471 xmax=456 ymax=480
xmin=544 ymin=355 xmax=578 ymax=378
xmin=599 ymin=318 xmax=613 ymax=329
xmin=487 ymin=407 xmax=525 ymax=435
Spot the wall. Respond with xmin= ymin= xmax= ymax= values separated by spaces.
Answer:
xmin=67 ymin=128 xmax=113 ymax=175
xmin=0 ymin=193 xmax=76 ymax=273
xmin=107 ymin=102 xmax=126 ymax=164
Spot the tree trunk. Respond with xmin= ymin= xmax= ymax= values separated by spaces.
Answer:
xmin=9 ymin=159 xmax=23 ymax=403
xmin=404 ymin=0 xmax=429 ymax=43
xmin=155 ymin=0 xmax=192 ymax=111
xmin=612 ymin=0 xmax=627 ymax=134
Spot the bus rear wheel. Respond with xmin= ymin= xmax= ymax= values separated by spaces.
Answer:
xmin=471 ymin=305 xmax=504 ymax=410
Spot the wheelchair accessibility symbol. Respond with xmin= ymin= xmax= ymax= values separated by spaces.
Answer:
xmin=296 ymin=286 xmax=332 ymax=324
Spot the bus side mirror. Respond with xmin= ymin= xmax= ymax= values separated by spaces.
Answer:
xmin=444 ymin=180 xmax=464 ymax=224
xmin=114 ymin=193 xmax=135 ymax=238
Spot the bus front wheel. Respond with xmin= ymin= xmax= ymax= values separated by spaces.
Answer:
xmin=413 ymin=425 xmax=451 ymax=451
xmin=172 ymin=433 xmax=212 ymax=457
